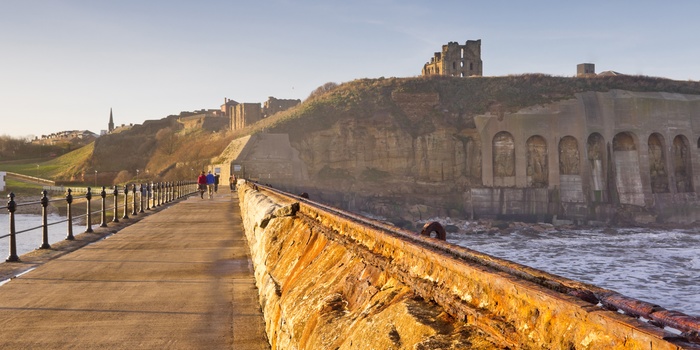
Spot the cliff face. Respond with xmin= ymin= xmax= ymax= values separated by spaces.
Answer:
xmin=232 ymin=76 xmax=700 ymax=225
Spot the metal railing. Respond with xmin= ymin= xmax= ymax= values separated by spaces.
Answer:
xmin=1 ymin=181 xmax=198 ymax=262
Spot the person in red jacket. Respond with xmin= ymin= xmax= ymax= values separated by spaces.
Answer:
xmin=197 ymin=171 xmax=207 ymax=199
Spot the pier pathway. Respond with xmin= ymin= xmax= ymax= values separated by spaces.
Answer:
xmin=0 ymin=193 xmax=269 ymax=349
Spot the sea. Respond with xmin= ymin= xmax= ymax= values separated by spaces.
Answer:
xmin=442 ymin=221 xmax=700 ymax=317
xmin=0 ymin=213 xmax=73 ymax=258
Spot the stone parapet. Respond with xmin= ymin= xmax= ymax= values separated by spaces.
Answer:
xmin=238 ymin=183 xmax=699 ymax=349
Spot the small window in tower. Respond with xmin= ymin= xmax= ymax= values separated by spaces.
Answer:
xmin=461 ymin=48 xmax=464 ymax=58
xmin=460 ymin=60 xmax=464 ymax=68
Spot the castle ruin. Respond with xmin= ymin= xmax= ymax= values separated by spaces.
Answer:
xmin=223 ymin=97 xmax=300 ymax=131
xmin=422 ymin=40 xmax=483 ymax=77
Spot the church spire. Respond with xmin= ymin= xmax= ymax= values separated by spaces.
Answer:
xmin=108 ymin=108 xmax=114 ymax=132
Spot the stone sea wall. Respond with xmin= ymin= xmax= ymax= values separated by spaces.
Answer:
xmin=238 ymin=184 xmax=692 ymax=349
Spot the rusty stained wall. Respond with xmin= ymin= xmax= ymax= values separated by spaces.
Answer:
xmin=238 ymin=185 xmax=692 ymax=349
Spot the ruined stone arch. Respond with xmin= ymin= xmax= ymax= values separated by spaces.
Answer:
xmin=457 ymin=135 xmax=482 ymax=184
xmin=492 ymin=131 xmax=515 ymax=185
xmin=613 ymin=132 xmax=637 ymax=151
xmin=587 ymin=133 xmax=607 ymax=202
xmin=613 ymin=132 xmax=645 ymax=206
xmin=526 ymin=135 xmax=548 ymax=187
xmin=558 ymin=136 xmax=580 ymax=175
xmin=673 ymin=135 xmax=693 ymax=193
xmin=648 ymin=133 xmax=669 ymax=193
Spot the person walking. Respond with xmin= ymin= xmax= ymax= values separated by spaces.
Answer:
xmin=206 ymin=171 xmax=215 ymax=199
xmin=214 ymin=173 xmax=220 ymax=193
xmin=229 ymin=174 xmax=236 ymax=191
xmin=197 ymin=171 xmax=207 ymax=199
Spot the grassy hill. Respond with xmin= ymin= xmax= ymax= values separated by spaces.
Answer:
xmin=6 ymin=74 xmax=700 ymax=187
xmin=237 ymin=74 xmax=700 ymax=141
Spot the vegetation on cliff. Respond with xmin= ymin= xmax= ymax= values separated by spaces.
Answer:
xmin=240 ymin=74 xmax=700 ymax=141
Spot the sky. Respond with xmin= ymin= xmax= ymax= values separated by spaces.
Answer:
xmin=1 ymin=0 xmax=700 ymax=138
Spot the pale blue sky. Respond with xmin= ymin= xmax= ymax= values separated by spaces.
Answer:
xmin=1 ymin=0 xmax=699 ymax=138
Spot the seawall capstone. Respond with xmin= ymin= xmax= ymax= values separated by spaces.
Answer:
xmin=239 ymin=186 xmax=504 ymax=349
xmin=238 ymin=184 xmax=699 ymax=349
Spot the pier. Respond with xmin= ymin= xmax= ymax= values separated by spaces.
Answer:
xmin=0 ymin=193 xmax=268 ymax=349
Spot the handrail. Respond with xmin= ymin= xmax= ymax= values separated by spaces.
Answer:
xmin=3 ymin=181 xmax=199 ymax=262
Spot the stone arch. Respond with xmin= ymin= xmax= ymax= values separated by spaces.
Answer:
xmin=648 ymin=133 xmax=669 ymax=193
xmin=587 ymin=133 xmax=607 ymax=202
xmin=613 ymin=132 xmax=644 ymax=205
xmin=526 ymin=135 xmax=548 ymax=187
xmin=458 ymin=135 xmax=482 ymax=184
xmin=493 ymin=131 xmax=515 ymax=186
xmin=673 ymin=135 xmax=693 ymax=193
xmin=558 ymin=136 xmax=580 ymax=175
xmin=613 ymin=132 xmax=636 ymax=151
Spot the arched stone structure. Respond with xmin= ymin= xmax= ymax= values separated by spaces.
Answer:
xmin=458 ymin=135 xmax=482 ymax=184
xmin=673 ymin=135 xmax=693 ymax=193
xmin=526 ymin=135 xmax=548 ymax=187
xmin=493 ymin=131 xmax=515 ymax=187
xmin=613 ymin=132 xmax=644 ymax=205
xmin=648 ymin=133 xmax=669 ymax=193
xmin=559 ymin=136 xmax=580 ymax=175
xmin=587 ymin=133 xmax=607 ymax=202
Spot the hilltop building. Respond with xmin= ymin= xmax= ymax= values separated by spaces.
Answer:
xmin=32 ymin=130 xmax=98 ymax=145
xmin=222 ymin=96 xmax=300 ymax=131
xmin=422 ymin=40 xmax=483 ymax=77
xmin=178 ymin=109 xmax=227 ymax=131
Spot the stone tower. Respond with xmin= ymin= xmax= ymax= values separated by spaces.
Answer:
xmin=422 ymin=40 xmax=483 ymax=77
xmin=577 ymin=63 xmax=596 ymax=77
xmin=108 ymin=108 xmax=114 ymax=132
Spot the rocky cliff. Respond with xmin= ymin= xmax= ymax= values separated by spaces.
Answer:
xmin=230 ymin=75 xmax=700 ymax=225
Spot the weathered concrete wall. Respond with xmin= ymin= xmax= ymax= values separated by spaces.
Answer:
xmin=238 ymin=184 xmax=696 ymax=349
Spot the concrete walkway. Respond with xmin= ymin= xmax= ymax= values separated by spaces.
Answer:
xmin=0 ymin=193 xmax=269 ymax=349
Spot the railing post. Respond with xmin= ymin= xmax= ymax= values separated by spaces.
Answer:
xmin=157 ymin=182 xmax=162 ymax=206
xmin=40 ymin=190 xmax=51 ymax=249
xmin=131 ymin=184 xmax=138 ymax=216
xmin=112 ymin=185 xmax=120 ymax=223
xmin=122 ymin=184 xmax=129 ymax=220
xmin=85 ymin=187 xmax=93 ymax=233
xmin=152 ymin=182 xmax=157 ymax=207
xmin=167 ymin=182 xmax=172 ymax=202
xmin=152 ymin=182 xmax=157 ymax=208
xmin=6 ymin=193 xmax=19 ymax=262
xmin=100 ymin=186 xmax=108 ymax=227
xmin=139 ymin=184 xmax=145 ymax=213
xmin=146 ymin=183 xmax=151 ymax=210
xmin=66 ymin=189 xmax=74 ymax=240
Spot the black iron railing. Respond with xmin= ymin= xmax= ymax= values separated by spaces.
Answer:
xmin=1 ymin=181 xmax=198 ymax=262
